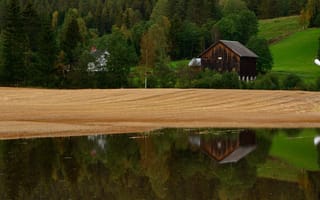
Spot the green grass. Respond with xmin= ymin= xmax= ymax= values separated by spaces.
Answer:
xmin=258 ymin=15 xmax=303 ymax=43
xmin=270 ymin=28 xmax=320 ymax=82
xmin=257 ymin=129 xmax=319 ymax=182
xmin=169 ymin=16 xmax=320 ymax=84
xmin=269 ymin=129 xmax=319 ymax=171
xmin=257 ymin=157 xmax=301 ymax=182
xmin=169 ymin=60 xmax=189 ymax=69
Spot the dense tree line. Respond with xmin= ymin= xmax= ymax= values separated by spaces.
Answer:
xmin=0 ymin=0 xmax=317 ymax=89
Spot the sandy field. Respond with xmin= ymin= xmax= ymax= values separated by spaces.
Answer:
xmin=0 ymin=87 xmax=319 ymax=139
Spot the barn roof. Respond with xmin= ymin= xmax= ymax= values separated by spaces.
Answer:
xmin=200 ymin=40 xmax=258 ymax=58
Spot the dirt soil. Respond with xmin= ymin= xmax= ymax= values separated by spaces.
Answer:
xmin=0 ymin=87 xmax=319 ymax=139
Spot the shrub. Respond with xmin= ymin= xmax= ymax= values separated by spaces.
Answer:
xmin=254 ymin=73 xmax=280 ymax=90
xmin=316 ymin=77 xmax=320 ymax=90
xmin=282 ymin=74 xmax=305 ymax=90
xmin=221 ymin=72 xmax=240 ymax=89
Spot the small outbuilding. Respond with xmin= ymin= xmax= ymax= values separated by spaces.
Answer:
xmin=188 ymin=130 xmax=256 ymax=164
xmin=196 ymin=40 xmax=258 ymax=81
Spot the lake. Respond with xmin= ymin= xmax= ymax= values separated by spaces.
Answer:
xmin=0 ymin=128 xmax=319 ymax=199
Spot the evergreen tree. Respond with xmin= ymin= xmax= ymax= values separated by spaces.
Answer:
xmin=38 ymin=17 xmax=58 ymax=87
xmin=60 ymin=9 xmax=83 ymax=69
xmin=22 ymin=1 xmax=42 ymax=85
xmin=1 ymin=0 xmax=25 ymax=85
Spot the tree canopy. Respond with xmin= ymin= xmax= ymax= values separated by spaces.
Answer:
xmin=0 ymin=0 xmax=315 ymax=88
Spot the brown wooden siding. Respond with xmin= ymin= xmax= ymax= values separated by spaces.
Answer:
xmin=200 ymin=41 xmax=256 ymax=78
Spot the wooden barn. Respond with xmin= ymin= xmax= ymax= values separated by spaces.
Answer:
xmin=188 ymin=130 xmax=256 ymax=164
xmin=198 ymin=40 xmax=258 ymax=81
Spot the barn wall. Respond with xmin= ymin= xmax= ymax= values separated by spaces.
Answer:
xmin=200 ymin=41 xmax=257 ymax=81
xmin=239 ymin=57 xmax=257 ymax=81
xmin=201 ymin=43 xmax=240 ymax=73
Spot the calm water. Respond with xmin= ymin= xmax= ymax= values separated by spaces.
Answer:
xmin=0 ymin=128 xmax=319 ymax=200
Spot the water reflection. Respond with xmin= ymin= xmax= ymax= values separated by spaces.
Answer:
xmin=0 ymin=128 xmax=319 ymax=199
xmin=189 ymin=129 xmax=256 ymax=164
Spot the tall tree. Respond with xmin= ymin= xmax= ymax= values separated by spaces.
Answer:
xmin=247 ymin=36 xmax=273 ymax=74
xmin=140 ymin=16 xmax=170 ymax=68
xmin=105 ymin=27 xmax=138 ymax=88
xmin=22 ymin=1 xmax=41 ymax=85
xmin=60 ymin=9 xmax=83 ymax=69
xmin=38 ymin=17 xmax=58 ymax=87
xmin=1 ymin=0 xmax=25 ymax=85
xmin=303 ymin=0 xmax=320 ymax=27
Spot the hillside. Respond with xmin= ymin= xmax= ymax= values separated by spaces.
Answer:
xmin=270 ymin=28 xmax=320 ymax=82
xmin=258 ymin=15 xmax=302 ymax=43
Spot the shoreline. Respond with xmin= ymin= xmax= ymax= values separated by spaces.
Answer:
xmin=0 ymin=87 xmax=319 ymax=139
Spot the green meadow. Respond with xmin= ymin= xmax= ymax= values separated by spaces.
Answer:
xmin=270 ymin=28 xmax=320 ymax=82
xmin=258 ymin=129 xmax=319 ymax=182
xmin=168 ymin=16 xmax=320 ymax=84
xmin=258 ymin=15 xmax=302 ymax=42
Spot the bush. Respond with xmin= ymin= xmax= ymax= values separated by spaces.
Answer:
xmin=191 ymin=69 xmax=226 ymax=89
xmin=192 ymin=69 xmax=215 ymax=88
xmin=282 ymin=74 xmax=305 ymax=90
xmin=315 ymin=77 xmax=320 ymax=91
xmin=246 ymin=36 xmax=273 ymax=74
xmin=254 ymin=73 xmax=280 ymax=90
xmin=221 ymin=72 xmax=240 ymax=89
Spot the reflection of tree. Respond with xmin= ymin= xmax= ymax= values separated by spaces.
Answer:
xmin=281 ymin=128 xmax=303 ymax=137
xmin=0 ymin=139 xmax=58 ymax=199
xmin=0 ymin=128 xmax=318 ymax=199
xmin=298 ymin=171 xmax=320 ymax=200
xmin=167 ymin=147 xmax=219 ymax=199
xmin=318 ymin=144 xmax=320 ymax=168
xmin=216 ymin=160 xmax=257 ymax=199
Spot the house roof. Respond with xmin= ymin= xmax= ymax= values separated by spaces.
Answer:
xmin=199 ymin=40 xmax=258 ymax=58
xmin=219 ymin=146 xmax=257 ymax=164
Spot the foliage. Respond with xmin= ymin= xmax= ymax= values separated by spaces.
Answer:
xmin=192 ymin=70 xmax=240 ymax=89
xmin=1 ymin=0 xmax=25 ymax=85
xmin=254 ymin=73 xmax=280 ymax=89
xmin=1 ymin=128 xmax=318 ymax=199
xmin=247 ymin=36 xmax=273 ymax=74
xmin=104 ymin=27 xmax=138 ymax=88
xmin=221 ymin=71 xmax=240 ymax=89
xmin=300 ymin=0 xmax=320 ymax=27
xmin=221 ymin=0 xmax=248 ymax=15
xmin=282 ymin=73 xmax=306 ymax=89
xmin=216 ymin=10 xmax=258 ymax=44
xmin=0 ymin=0 xmax=317 ymax=89
xmin=316 ymin=76 xmax=320 ymax=90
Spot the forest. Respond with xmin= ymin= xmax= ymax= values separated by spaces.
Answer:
xmin=0 ymin=0 xmax=319 ymax=88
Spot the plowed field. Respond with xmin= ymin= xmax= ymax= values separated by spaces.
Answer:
xmin=0 ymin=88 xmax=319 ymax=139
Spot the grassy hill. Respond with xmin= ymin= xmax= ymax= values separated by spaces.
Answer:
xmin=270 ymin=28 xmax=320 ymax=82
xmin=258 ymin=15 xmax=303 ymax=43
xmin=169 ymin=16 xmax=320 ymax=84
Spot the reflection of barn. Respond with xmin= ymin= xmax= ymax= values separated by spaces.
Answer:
xmin=189 ymin=130 xmax=256 ymax=164
xmin=190 ymin=40 xmax=258 ymax=81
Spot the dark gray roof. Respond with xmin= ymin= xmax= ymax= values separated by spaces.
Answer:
xmin=200 ymin=40 xmax=258 ymax=58
xmin=219 ymin=146 xmax=257 ymax=164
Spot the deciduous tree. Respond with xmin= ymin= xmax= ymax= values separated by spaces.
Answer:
xmin=247 ymin=36 xmax=273 ymax=74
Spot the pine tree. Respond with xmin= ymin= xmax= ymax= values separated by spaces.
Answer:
xmin=22 ymin=1 xmax=42 ymax=85
xmin=38 ymin=16 xmax=58 ymax=87
xmin=1 ymin=0 xmax=25 ymax=85
xmin=60 ymin=9 xmax=83 ymax=68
